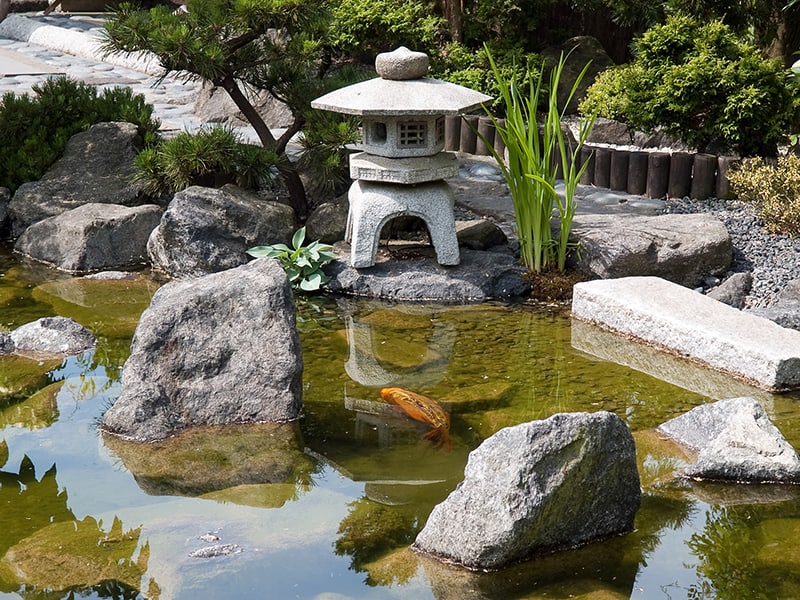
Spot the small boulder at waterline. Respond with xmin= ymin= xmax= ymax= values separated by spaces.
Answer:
xmin=570 ymin=212 xmax=731 ymax=287
xmin=101 ymin=258 xmax=303 ymax=442
xmin=5 ymin=316 xmax=96 ymax=357
xmin=14 ymin=203 xmax=162 ymax=274
xmin=413 ymin=411 xmax=641 ymax=570
xmin=657 ymin=397 xmax=800 ymax=483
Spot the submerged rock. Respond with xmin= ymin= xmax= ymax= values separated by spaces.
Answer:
xmin=657 ymin=397 xmax=800 ymax=483
xmin=9 ymin=316 xmax=96 ymax=357
xmin=101 ymin=258 xmax=303 ymax=442
xmin=413 ymin=411 xmax=640 ymax=570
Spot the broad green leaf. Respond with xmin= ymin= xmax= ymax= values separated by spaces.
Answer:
xmin=291 ymin=227 xmax=307 ymax=250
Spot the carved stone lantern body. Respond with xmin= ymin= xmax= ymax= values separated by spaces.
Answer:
xmin=311 ymin=47 xmax=492 ymax=268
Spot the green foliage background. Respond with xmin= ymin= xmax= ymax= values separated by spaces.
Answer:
xmin=579 ymin=15 xmax=799 ymax=155
xmin=0 ymin=76 xmax=159 ymax=193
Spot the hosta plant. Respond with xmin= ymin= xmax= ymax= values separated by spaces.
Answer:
xmin=247 ymin=227 xmax=337 ymax=291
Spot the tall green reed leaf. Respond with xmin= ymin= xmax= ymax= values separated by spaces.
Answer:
xmin=479 ymin=46 xmax=596 ymax=273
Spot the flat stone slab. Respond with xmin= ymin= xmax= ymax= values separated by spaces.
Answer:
xmin=572 ymin=276 xmax=800 ymax=391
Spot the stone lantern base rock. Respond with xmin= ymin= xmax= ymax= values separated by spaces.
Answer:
xmin=347 ymin=179 xmax=460 ymax=268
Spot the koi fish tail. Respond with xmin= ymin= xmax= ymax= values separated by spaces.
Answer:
xmin=423 ymin=426 xmax=452 ymax=451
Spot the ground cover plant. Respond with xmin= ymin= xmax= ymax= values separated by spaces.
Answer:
xmin=0 ymin=76 xmax=159 ymax=192
xmin=728 ymin=155 xmax=800 ymax=236
xmin=247 ymin=226 xmax=337 ymax=291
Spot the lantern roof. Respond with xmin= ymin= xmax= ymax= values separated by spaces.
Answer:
xmin=311 ymin=47 xmax=493 ymax=117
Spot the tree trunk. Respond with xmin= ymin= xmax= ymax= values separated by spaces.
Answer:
xmin=440 ymin=0 xmax=463 ymax=42
xmin=219 ymin=74 xmax=309 ymax=221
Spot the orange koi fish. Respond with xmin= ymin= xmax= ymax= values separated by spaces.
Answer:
xmin=380 ymin=387 xmax=451 ymax=448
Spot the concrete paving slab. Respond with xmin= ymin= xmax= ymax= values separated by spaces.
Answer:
xmin=572 ymin=276 xmax=800 ymax=391
xmin=0 ymin=46 xmax=61 ymax=75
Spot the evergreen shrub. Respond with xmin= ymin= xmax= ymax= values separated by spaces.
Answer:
xmin=133 ymin=126 xmax=279 ymax=196
xmin=0 ymin=76 xmax=160 ymax=192
xmin=580 ymin=15 xmax=798 ymax=155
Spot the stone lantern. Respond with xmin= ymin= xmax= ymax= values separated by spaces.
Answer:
xmin=311 ymin=47 xmax=492 ymax=268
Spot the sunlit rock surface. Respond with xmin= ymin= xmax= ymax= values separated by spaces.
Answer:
xmin=325 ymin=246 xmax=529 ymax=303
xmin=569 ymin=213 xmax=731 ymax=287
xmin=413 ymin=411 xmax=640 ymax=570
xmin=147 ymin=184 xmax=295 ymax=279
xmin=8 ymin=122 xmax=145 ymax=236
xmin=8 ymin=316 xmax=96 ymax=357
xmin=14 ymin=203 xmax=162 ymax=274
xmin=658 ymin=397 xmax=800 ymax=483
xmin=572 ymin=276 xmax=800 ymax=390
xmin=101 ymin=258 xmax=303 ymax=441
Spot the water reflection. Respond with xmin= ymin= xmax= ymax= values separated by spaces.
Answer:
xmin=571 ymin=319 xmax=775 ymax=408
xmin=0 ymin=442 xmax=155 ymax=598
xmin=104 ymin=423 xmax=320 ymax=503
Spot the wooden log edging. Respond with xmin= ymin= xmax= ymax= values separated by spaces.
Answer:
xmin=444 ymin=117 xmax=739 ymax=200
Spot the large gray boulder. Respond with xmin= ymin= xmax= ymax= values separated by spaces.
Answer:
xmin=100 ymin=258 xmax=303 ymax=442
xmin=6 ymin=316 xmax=96 ymax=357
xmin=325 ymin=246 xmax=529 ymax=303
xmin=413 ymin=411 xmax=641 ymax=570
xmin=657 ymin=397 xmax=800 ymax=483
xmin=148 ymin=185 xmax=295 ymax=278
xmin=570 ymin=212 xmax=731 ymax=287
xmin=194 ymin=81 xmax=293 ymax=129
xmin=14 ymin=203 xmax=162 ymax=274
xmin=8 ymin=122 xmax=145 ymax=236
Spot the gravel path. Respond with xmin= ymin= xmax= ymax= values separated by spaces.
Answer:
xmin=664 ymin=196 xmax=800 ymax=309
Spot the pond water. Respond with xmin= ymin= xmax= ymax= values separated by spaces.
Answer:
xmin=3 ymin=244 xmax=800 ymax=599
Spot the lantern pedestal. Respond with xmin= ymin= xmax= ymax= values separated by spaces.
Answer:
xmin=346 ymin=179 xmax=459 ymax=268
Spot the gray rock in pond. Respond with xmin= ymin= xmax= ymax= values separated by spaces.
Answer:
xmin=10 ymin=316 xmax=96 ymax=356
xmin=706 ymin=272 xmax=752 ymax=309
xmin=569 ymin=212 xmax=731 ymax=287
xmin=413 ymin=411 xmax=641 ymax=570
xmin=455 ymin=219 xmax=508 ymax=250
xmin=657 ymin=397 xmax=800 ymax=483
xmin=8 ymin=122 xmax=145 ymax=236
xmin=325 ymin=246 xmax=529 ymax=303
xmin=147 ymin=185 xmax=295 ymax=279
xmin=14 ymin=203 xmax=162 ymax=274
xmin=100 ymin=258 xmax=303 ymax=442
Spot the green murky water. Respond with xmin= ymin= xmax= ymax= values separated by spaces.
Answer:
xmin=3 ymin=243 xmax=800 ymax=599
